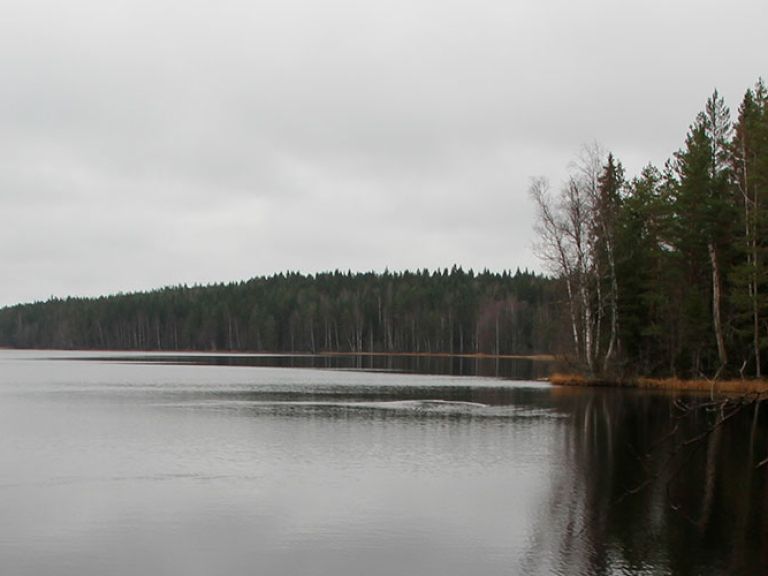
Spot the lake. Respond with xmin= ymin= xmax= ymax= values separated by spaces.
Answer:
xmin=0 ymin=350 xmax=765 ymax=575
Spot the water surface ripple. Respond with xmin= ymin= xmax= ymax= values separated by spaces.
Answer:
xmin=0 ymin=350 xmax=765 ymax=575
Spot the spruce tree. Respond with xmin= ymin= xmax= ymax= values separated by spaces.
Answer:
xmin=730 ymin=79 xmax=768 ymax=376
xmin=673 ymin=91 xmax=735 ymax=375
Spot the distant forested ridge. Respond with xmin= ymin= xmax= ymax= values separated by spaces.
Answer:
xmin=531 ymin=78 xmax=768 ymax=378
xmin=0 ymin=268 xmax=560 ymax=355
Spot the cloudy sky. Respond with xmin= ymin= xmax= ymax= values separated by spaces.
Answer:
xmin=0 ymin=0 xmax=765 ymax=306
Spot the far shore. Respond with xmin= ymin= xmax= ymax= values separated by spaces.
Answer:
xmin=0 ymin=347 xmax=555 ymax=362
xmin=7 ymin=347 xmax=767 ymax=393
xmin=316 ymin=351 xmax=556 ymax=361
xmin=549 ymin=373 xmax=768 ymax=395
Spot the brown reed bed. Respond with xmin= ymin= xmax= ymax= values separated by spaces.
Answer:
xmin=548 ymin=372 xmax=768 ymax=395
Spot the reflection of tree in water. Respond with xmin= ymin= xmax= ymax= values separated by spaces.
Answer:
xmin=519 ymin=389 xmax=768 ymax=575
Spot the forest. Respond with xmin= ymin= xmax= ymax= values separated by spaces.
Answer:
xmin=2 ymin=79 xmax=767 ymax=381
xmin=0 ymin=268 xmax=558 ymax=357
xmin=531 ymin=78 xmax=768 ymax=379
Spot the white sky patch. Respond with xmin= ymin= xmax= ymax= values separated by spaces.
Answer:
xmin=0 ymin=0 xmax=765 ymax=305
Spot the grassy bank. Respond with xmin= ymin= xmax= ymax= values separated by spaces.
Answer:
xmin=549 ymin=373 xmax=768 ymax=395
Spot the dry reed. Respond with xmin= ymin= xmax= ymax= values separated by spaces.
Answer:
xmin=548 ymin=373 xmax=768 ymax=395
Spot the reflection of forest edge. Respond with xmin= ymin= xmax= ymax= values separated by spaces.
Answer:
xmin=523 ymin=390 xmax=768 ymax=576
xmin=69 ymin=352 xmax=554 ymax=381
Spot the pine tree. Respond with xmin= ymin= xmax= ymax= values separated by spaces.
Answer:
xmin=595 ymin=154 xmax=624 ymax=372
xmin=730 ymin=79 xmax=768 ymax=376
xmin=673 ymin=90 xmax=735 ymax=375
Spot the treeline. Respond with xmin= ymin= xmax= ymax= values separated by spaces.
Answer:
xmin=531 ymin=78 xmax=768 ymax=378
xmin=0 ymin=268 xmax=559 ymax=355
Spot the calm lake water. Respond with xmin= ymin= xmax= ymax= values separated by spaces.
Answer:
xmin=0 ymin=350 xmax=765 ymax=575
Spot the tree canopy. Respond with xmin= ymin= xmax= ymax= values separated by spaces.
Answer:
xmin=0 ymin=268 xmax=557 ymax=356
xmin=532 ymin=79 xmax=768 ymax=378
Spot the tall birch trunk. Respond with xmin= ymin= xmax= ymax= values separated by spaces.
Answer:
xmin=709 ymin=242 xmax=728 ymax=369
xmin=603 ymin=238 xmax=619 ymax=374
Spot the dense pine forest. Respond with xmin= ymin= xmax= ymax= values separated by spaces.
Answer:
xmin=531 ymin=78 xmax=768 ymax=379
xmin=0 ymin=268 xmax=558 ymax=356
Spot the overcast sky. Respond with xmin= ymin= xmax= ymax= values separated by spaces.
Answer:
xmin=0 ymin=0 xmax=765 ymax=306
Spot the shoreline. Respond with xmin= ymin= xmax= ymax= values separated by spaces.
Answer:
xmin=549 ymin=373 xmax=768 ymax=395
xmin=0 ymin=347 xmax=554 ymax=362
xmin=316 ymin=351 xmax=555 ymax=361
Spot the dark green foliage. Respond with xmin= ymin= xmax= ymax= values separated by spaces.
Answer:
xmin=0 ymin=269 xmax=557 ymax=355
xmin=615 ymin=164 xmax=672 ymax=373
xmin=728 ymin=80 xmax=768 ymax=376
xmin=533 ymin=79 xmax=768 ymax=378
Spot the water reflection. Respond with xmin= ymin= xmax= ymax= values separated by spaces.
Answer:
xmin=0 ymin=351 xmax=766 ymax=575
xmin=64 ymin=351 xmax=552 ymax=381
xmin=526 ymin=389 xmax=768 ymax=575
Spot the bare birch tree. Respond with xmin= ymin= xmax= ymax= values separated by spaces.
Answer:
xmin=530 ymin=169 xmax=598 ymax=373
xmin=531 ymin=145 xmax=625 ymax=376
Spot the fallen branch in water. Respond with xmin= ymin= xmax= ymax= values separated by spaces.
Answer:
xmin=616 ymin=393 xmax=763 ymax=523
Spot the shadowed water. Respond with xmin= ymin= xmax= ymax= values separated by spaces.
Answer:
xmin=61 ymin=350 xmax=553 ymax=380
xmin=0 ymin=350 xmax=765 ymax=575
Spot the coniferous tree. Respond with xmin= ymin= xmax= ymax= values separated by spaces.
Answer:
xmin=730 ymin=80 xmax=768 ymax=376
xmin=595 ymin=153 xmax=624 ymax=372
xmin=0 ymin=269 xmax=557 ymax=357
xmin=530 ymin=79 xmax=768 ymax=379
xmin=672 ymin=91 xmax=735 ymax=375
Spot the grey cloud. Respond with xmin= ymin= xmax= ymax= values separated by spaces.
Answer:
xmin=0 ymin=0 xmax=765 ymax=305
